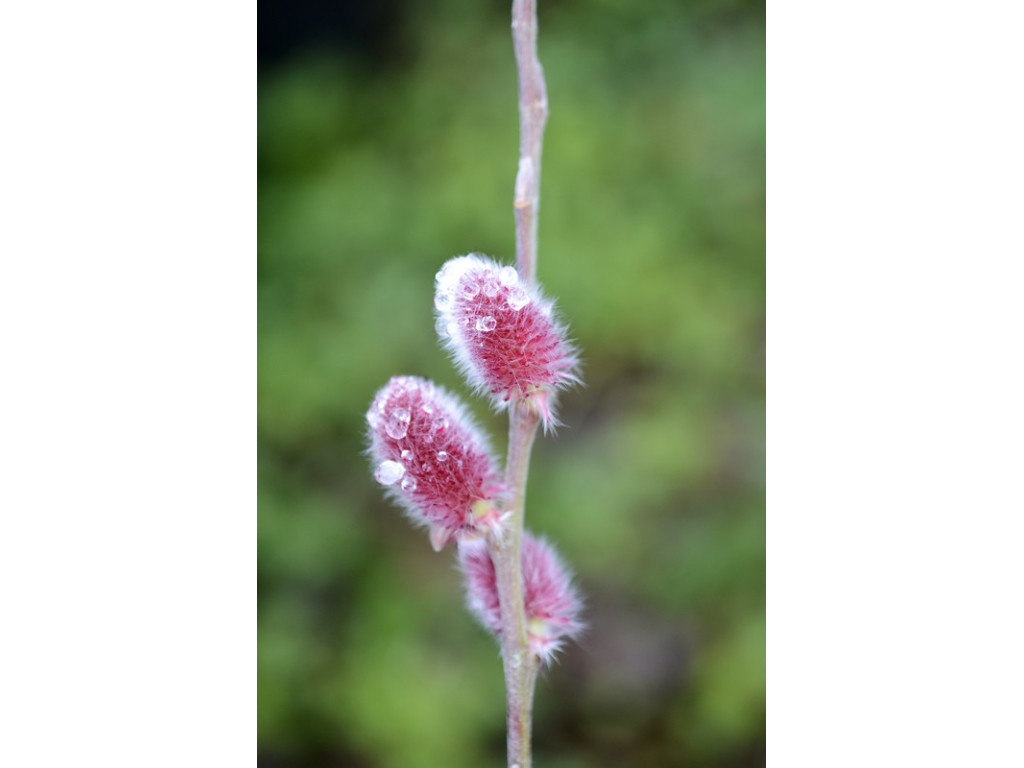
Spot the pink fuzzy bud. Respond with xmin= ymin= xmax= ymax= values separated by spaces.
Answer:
xmin=366 ymin=376 xmax=506 ymax=550
xmin=434 ymin=254 xmax=580 ymax=429
xmin=459 ymin=533 xmax=583 ymax=664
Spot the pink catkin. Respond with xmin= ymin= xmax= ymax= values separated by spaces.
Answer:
xmin=366 ymin=376 xmax=505 ymax=550
xmin=435 ymin=254 xmax=579 ymax=429
xmin=459 ymin=533 xmax=583 ymax=664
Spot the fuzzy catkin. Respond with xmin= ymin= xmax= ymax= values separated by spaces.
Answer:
xmin=435 ymin=254 xmax=579 ymax=429
xmin=459 ymin=532 xmax=583 ymax=664
xmin=366 ymin=375 xmax=506 ymax=550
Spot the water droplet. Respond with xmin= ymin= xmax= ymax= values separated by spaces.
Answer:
xmin=400 ymin=449 xmax=413 ymax=462
xmin=435 ymin=316 xmax=449 ymax=338
xmin=437 ymin=450 xmax=449 ymax=462
xmin=461 ymin=281 xmax=480 ymax=299
xmin=507 ymin=288 xmax=530 ymax=311
xmin=476 ymin=316 xmax=497 ymax=332
xmin=385 ymin=408 xmax=411 ymax=439
xmin=401 ymin=476 xmax=418 ymax=492
xmin=374 ymin=460 xmax=405 ymax=486
xmin=434 ymin=291 xmax=453 ymax=311
xmin=483 ymin=279 xmax=499 ymax=298
xmin=367 ymin=409 xmax=381 ymax=428
xmin=422 ymin=462 xmax=433 ymax=472
xmin=432 ymin=417 xmax=449 ymax=433
xmin=421 ymin=403 xmax=434 ymax=415
xmin=446 ymin=321 xmax=459 ymax=338
xmin=498 ymin=266 xmax=518 ymax=286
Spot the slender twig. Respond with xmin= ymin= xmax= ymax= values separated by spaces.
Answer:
xmin=485 ymin=2 xmax=551 ymax=767
xmin=512 ymin=0 xmax=548 ymax=284
xmin=490 ymin=402 xmax=541 ymax=768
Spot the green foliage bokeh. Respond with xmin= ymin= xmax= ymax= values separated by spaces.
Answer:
xmin=259 ymin=1 xmax=764 ymax=765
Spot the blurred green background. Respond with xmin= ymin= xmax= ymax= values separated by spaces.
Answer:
xmin=258 ymin=0 xmax=764 ymax=765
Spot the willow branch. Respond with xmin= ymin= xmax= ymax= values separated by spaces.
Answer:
xmin=488 ymin=3 xmax=550 ymax=767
